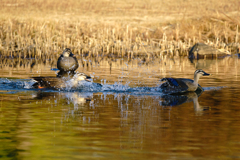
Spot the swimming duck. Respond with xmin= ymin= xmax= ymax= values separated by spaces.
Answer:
xmin=57 ymin=48 xmax=79 ymax=72
xmin=56 ymin=70 xmax=75 ymax=78
xmin=159 ymin=69 xmax=210 ymax=94
xmin=32 ymin=72 xmax=92 ymax=90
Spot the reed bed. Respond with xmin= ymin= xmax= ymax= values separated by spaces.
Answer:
xmin=0 ymin=0 xmax=240 ymax=59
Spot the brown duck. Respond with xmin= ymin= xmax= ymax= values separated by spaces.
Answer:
xmin=160 ymin=69 xmax=210 ymax=94
xmin=57 ymin=48 xmax=79 ymax=72
xmin=32 ymin=72 xmax=92 ymax=89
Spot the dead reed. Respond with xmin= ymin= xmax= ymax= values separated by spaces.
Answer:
xmin=0 ymin=0 xmax=240 ymax=59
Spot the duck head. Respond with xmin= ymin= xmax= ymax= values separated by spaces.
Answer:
xmin=194 ymin=69 xmax=210 ymax=83
xmin=62 ymin=48 xmax=73 ymax=57
xmin=195 ymin=69 xmax=210 ymax=76
xmin=73 ymin=73 xmax=92 ymax=82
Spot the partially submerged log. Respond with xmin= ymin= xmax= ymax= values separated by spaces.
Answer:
xmin=189 ymin=43 xmax=229 ymax=59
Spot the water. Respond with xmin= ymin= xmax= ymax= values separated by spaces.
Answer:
xmin=0 ymin=56 xmax=240 ymax=159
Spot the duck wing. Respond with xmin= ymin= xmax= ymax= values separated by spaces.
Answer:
xmin=32 ymin=77 xmax=66 ymax=89
xmin=178 ymin=78 xmax=204 ymax=93
xmin=160 ymin=78 xmax=189 ymax=94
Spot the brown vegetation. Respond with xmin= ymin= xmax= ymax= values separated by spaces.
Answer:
xmin=0 ymin=0 xmax=240 ymax=58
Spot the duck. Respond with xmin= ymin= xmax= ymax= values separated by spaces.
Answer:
xmin=32 ymin=72 xmax=92 ymax=90
xmin=159 ymin=69 xmax=210 ymax=94
xmin=57 ymin=48 xmax=79 ymax=72
xmin=56 ymin=70 xmax=75 ymax=78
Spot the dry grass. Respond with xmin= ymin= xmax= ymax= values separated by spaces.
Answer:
xmin=0 ymin=0 xmax=240 ymax=59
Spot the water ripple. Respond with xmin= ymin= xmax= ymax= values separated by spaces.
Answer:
xmin=0 ymin=78 xmax=224 ymax=95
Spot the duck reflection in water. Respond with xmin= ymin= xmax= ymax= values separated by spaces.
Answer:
xmin=33 ymin=91 xmax=93 ymax=107
xmin=160 ymin=90 xmax=210 ymax=114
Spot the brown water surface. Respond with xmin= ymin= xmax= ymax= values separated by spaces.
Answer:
xmin=0 ymin=56 xmax=240 ymax=159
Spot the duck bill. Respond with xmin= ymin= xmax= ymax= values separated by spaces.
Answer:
xmin=85 ymin=76 xmax=92 ymax=82
xmin=203 ymin=72 xmax=210 ymax=76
